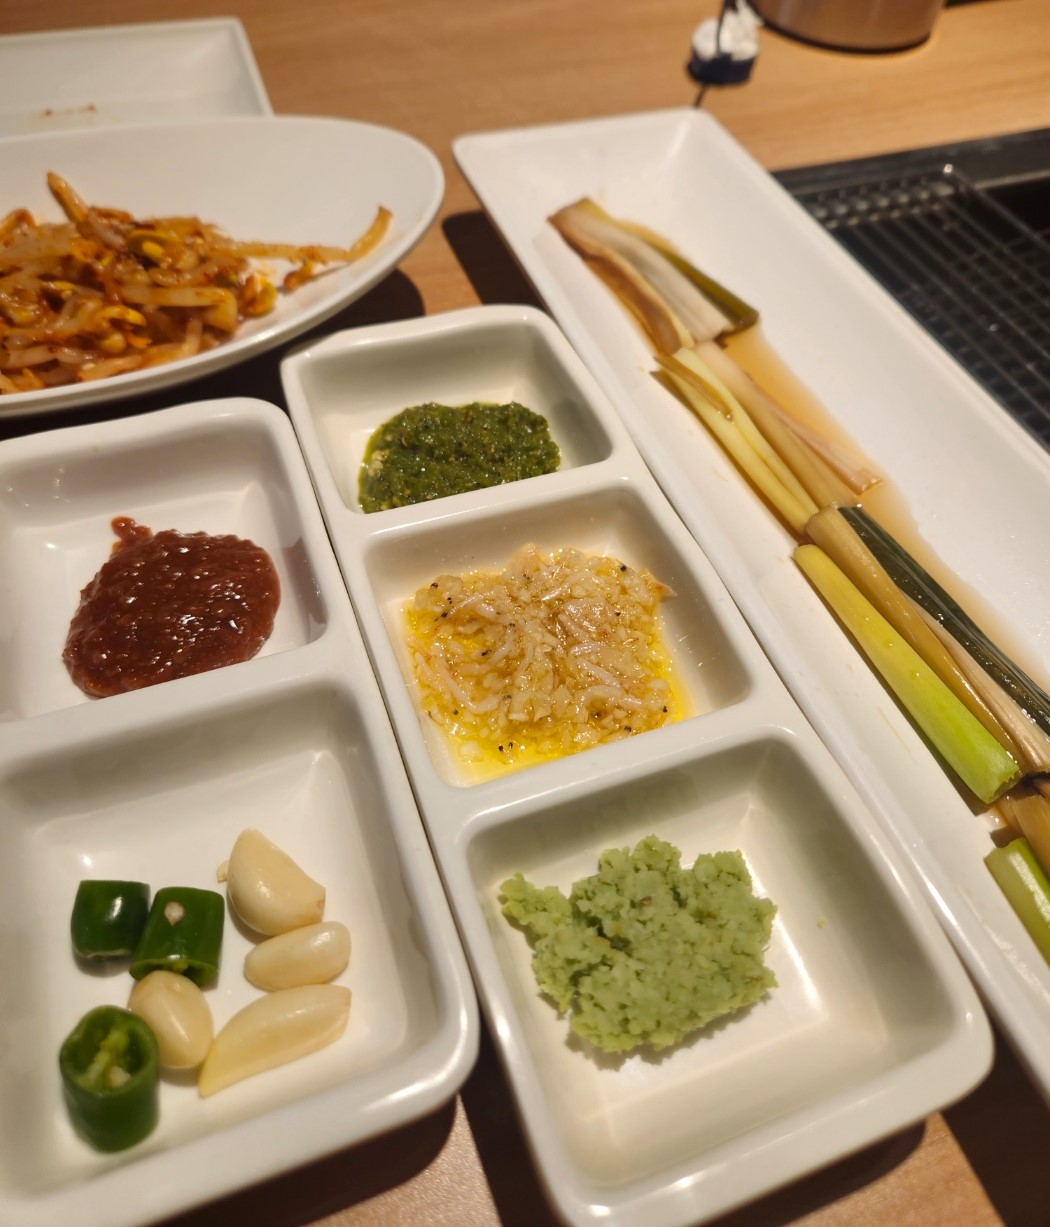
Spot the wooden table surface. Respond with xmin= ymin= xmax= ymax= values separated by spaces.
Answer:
xmin=5 ymin=1 xmax=1050 ymax=1223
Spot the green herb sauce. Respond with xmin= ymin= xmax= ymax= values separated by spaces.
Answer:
xmin=358 ymin=401 xmax=560 ymax=513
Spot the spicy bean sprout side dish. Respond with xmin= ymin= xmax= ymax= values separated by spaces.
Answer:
xmin=0 ymin=173 xmax=391 ymax=393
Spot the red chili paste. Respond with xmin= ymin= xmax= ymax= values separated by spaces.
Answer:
xmin=64 ymin=517 xmax=281 ymax=697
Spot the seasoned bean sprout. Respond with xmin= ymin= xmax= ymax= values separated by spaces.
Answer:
xmin=0 ymin=173 xmax=390 ymax=393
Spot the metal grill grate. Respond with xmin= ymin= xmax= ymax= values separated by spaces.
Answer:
xmin=780 ymin=158 xmax=1050 ymax=450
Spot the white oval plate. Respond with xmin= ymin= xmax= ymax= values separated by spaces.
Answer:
xmin=0 ymin=115 xmax=443 ymax=419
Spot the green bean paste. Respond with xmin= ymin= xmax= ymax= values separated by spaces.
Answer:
xmin=358 ymin=401 xmax=560 ymax=512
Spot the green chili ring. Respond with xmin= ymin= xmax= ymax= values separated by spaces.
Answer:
xmin=70 ymin=880 xmax=150 ymax=960
xmin=130 ymin=886 xmax=225 ymax=987
xmin=59 ymin=1006 xmax=159 ymax=1152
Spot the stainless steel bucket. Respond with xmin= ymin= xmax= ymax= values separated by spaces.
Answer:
xmin=755 ymin=0 xmax=945 ymax=51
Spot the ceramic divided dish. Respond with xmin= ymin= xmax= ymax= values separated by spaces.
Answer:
xmin=452 ymin=110 xmax=1050 ymax=1106
xmin=281 ymin=304 xmax=993 ymax=1227
xmin=0 ymin=398 xmax=478 ymax=1227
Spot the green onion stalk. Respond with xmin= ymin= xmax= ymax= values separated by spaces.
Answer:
xmin=550 ymin=197 xmax=1050 ymax=959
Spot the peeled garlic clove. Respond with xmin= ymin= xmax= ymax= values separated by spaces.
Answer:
xmin=225 ymin=828 xmax=325 ymax=936
xmin=198 ymin=984 xmax=350 ymax=1097
xmin=128 ymin=970 xmax=214 ymax=1070
xmin=244 ymin=921 xmax=351 ymax=991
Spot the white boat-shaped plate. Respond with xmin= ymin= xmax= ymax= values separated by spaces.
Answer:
xmin=0 ymin=18 xmax=272 ymax=137
xmin=453 ymin=111 xmax=1050 ymax=1097
xmin=0 ymin=398 xmax=477 ymax=1227
xmin=0 ymin=115 xmax=443 ymax=420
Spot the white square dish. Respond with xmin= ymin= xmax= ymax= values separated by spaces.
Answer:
xmin=1 ymin=682 xmax=448 ymax=1196
xmin=458 ymin=733 xmax=976 ymax=1225
xmin=294 ymin=305 xmax=616 ymax=512
xmin=283 ymin=305 xmax=993 ymax=1227
xmin=0 ymin=405 xmax=327 ymax=722
xmin=364 ymin=480 xmax=752 ymax=787
xmin=452 ymin=109 xmax=1050 ymax=1108
xmin=0 ymin=398 xmax=478 ymax=1227
xmin=0 ymin=19 xmax=272 ymax=138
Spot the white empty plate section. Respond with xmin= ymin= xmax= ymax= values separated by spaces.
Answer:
xmin=0 ymin=19 xmax=272 ymax=137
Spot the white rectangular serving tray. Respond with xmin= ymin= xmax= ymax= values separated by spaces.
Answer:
xmin=453 ymin=109 xmax=1050 ymax=1105
xmin=282 ymin=303 xmax=992 ymax=1227
xmin=0 ymin=18 xmax=271 ymax=137
xmin=0 ymin=398 xmax=477 ymax=1227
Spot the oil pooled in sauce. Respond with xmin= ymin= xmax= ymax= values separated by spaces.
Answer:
xmin=64 ymin=517 xmax=281 ymax=697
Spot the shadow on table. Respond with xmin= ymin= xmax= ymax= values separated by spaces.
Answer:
xmin=0 ymin=270 xmax=426 ymax=444
xmin=944 ymin=1026 xmax=1050 ymax=1223
xmin=460 ymin=1021 xmax=925 ymax=1227
xmin=464 ymin=1016 xmax=1050 ymax=1227
xmin=154 ymin=1098 xmax=457 ymax=1227
xmin=461 ymin=1024 xmax=561 ymax=1226
xmin=442 ymin=211 xmax=544 ymax=310
xmin=707 ymin=1129 xmax=924 ymax=1227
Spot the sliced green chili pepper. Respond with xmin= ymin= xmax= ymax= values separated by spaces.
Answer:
xmin=130 ymin=887 xmax=224 ymax=987
xmin=59 ymin=1006 xmax=159 ymax=1152
xmin=70 ymin=880 xmax=150 ymax=960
